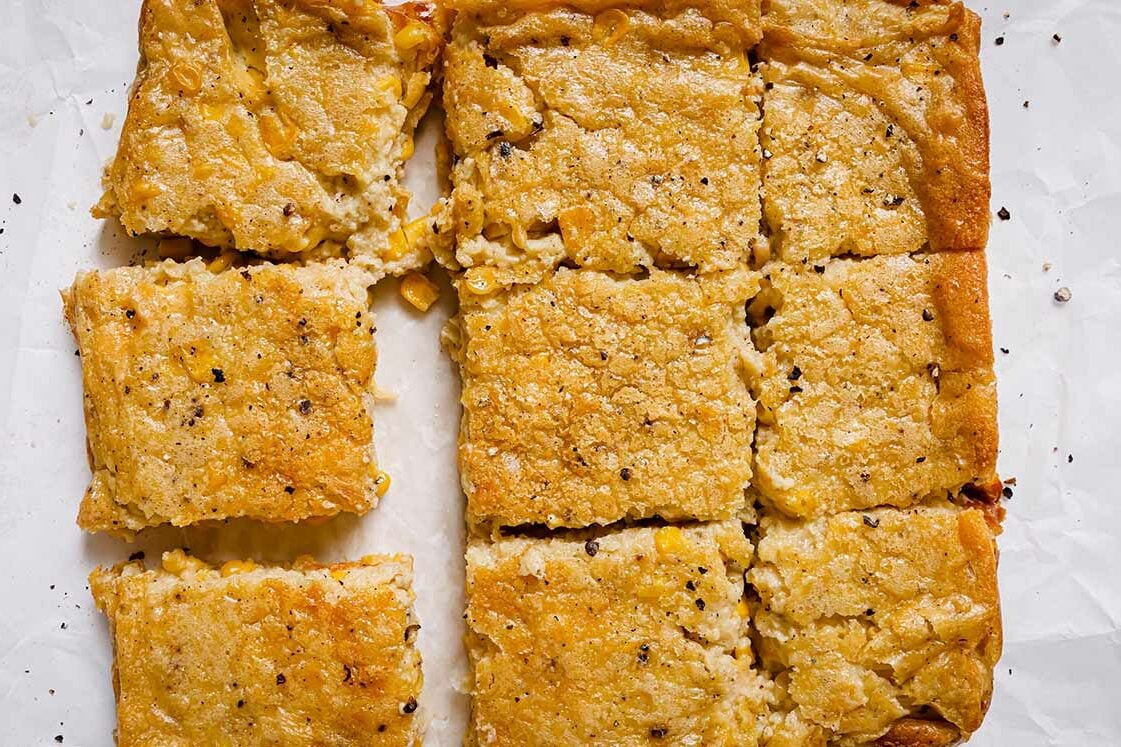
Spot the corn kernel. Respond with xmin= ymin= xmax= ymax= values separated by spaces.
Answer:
xmin=463 ymin=267 xmax=499 ymax=296
xmin=220 ymin=560 xmax=257 ymax=577
xmin=403 ymin=72 xmax=428 ymax=108
xmin=199 ymin=102 xmax=226 ymax=122
xmin=394 ymin=21 xmax=433 ymax=51
xmin=169 ymin=62 xmax=202 ymax=95
xmin=654 ymin=526 xmax=686 ymax=555
xmin=130 ymin=180 xmax=163 ymax=202
xmin=403 ymin=215 xmax=430 ymax=246
xmin=400 ymin=135 xmax=415 ymax=161
xmin=736 ymin=598 xmax=749 ymax=619
xmin=378 ymin=74 xmax=404 ymax=100
xmin=510 ymin=223 xmax=529 ymax=250
xmin=330 ymin=568 xmax=350 ymax=582
xmin=207 ymin=252 xmax=237 ymax=274
xmin=259 ymin=110 xmax=298 ymax=158
xmin=374 ymin=470 xmax=391 ymax=497
xmin=400 ymin=272 xmax=440 ymax=312
xmin=593 ymin=9 xmax=630 ymax=47
xmin=385 ymin=228 xmax=410 ymax=260
xmin=162 ymin=549 xmax=208 ymax=575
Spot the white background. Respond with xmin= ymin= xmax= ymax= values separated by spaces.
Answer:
xmin=1 ymin=0 xmax=1119 ymax=744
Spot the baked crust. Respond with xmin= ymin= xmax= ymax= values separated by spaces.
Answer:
xmin=751 ymin=504 xmax=1001 ymax=745
xmin=751 ymin=251 xmax=998 ymax=518
xmin=90 ymin=552 xmax=422 ymax=746
xmin=465 ymin=521 xmax=771 ymax=745
xmin=452 ymin=267 xmax=759 ymax=531
xmin=760 ymin=0 xmax=990 ymax=261
xmin=64 ymin=258 xmax=378 ymax=537
xmin=94 ymin=0 xmax=443 ymax=279
xmin=443 ymin=0 xmax=763 ymax=275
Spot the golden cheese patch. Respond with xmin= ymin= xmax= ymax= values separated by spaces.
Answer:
xmin=64 ymin=258 xmax=379 ymax=537
xmin=94 ymin=0 xmax=443 ymax=279
xmin=465 ymin=521 xmax=771 ymax=746
xmin=451 ymin=267 xmax=759 ymax=531
xmin=90 ymin=552 xmax=423 ymax=746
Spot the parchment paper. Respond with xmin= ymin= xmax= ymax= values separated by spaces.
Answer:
xmin=1 ymin=0 xmax=1119 ymax=744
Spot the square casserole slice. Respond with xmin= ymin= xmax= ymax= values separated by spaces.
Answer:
xmin=451 ymin=266 xmax=759 ymax=532
xmin=442 ymin=0 xmax=763 ymax=276
xmin=93 ymin=0 xmax=444 ymax=279
xmin=63 ymin=258 xmax=380 ymax=537
xmin=750 ymin=504 xmax=1002 ymax=746
xmin=90 ymin=551 xmax=423 ymax=746
xmin=751 ymin=251 xmax=998 ymax=518
xmin=759 ymin=0 xmax=989 ymax=262
xmin=465 ymin=521 xmax=771 ymax=746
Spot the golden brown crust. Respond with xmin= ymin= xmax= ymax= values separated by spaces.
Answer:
xmin=90 ymin=551 xmax=422 ymax=746
xmin=453 ymin=267 xmax=759 ymax=531
xmin=447 ymin=0 xmax=761 ymax=43
xmin=751 ymin=504 xmax=1001 ymax=744
xmin=874 ymin=719 xmax=962 ymax=747
xmin=465 ymin=522 xmax=771 ymax=745
xmin=65 ymin=259 xmax=379 ymax=537
xmin=759 ymin=0 xmax=990 ymax=261
xmin=443 ymin=2 xmax=764 ymax=275
xmin=95 ymin=0 xmax=443 ymax=278
xmin=751 ymin=252 xmax=998 ymax=518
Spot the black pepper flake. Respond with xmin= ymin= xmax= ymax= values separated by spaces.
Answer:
xmin=584 ymin=539 xmax=599 ymax=557
xmin=885 ymin=124 xmax=894 ymax=138
xmin=789 ymin=385 xmax=803 ymax=394
xmin=863 ymin=515 xmax=880 ymax=528
xmin=694 ymin=598 xmax=705 ymax=611
xmin=997 ymin=206 xmax=1011 ymax=221
xmin=883 ymin=195 xmax=905 ymax=207
xmin=619 ymin=467 xmax=632 ymax=481
xmin=788 ymin=365 xmax=802 ymax=380
xmin=812 ymin=264 xmax=825 ymax=273
xmin=12 ymin=193 xmax=21 ymax=205
xmin=282 ymin=202 xmax=296 ymax=217
xmin=685 ymin=580 xmax=696 ymax=591
xmin=1054 ymin=287 xmax=1072 ymax=303
xmin=401 ymin=697 xmax=418 ymax=714
xmin=128 ymin=550 xmax=145 ymax=561
xmin=125 ymin=308 xmax=136 ymax=319
xmin=284 ymin=485 xmax=295 ymax=494
xmin=237 ymin=699 xmax=245 ymax=708
xmin=1000 ymin=347 xmax=1010 ymax=354
xmin=922 ymin=308 xmax=934 ymax=322
xmin=211 ymin=368 xmax=226 ymax=383
xmin=1052 ymin=33 xmax=1062 ymax=44
xmin=637 ymin=643 xmax=650 ymax=664
xmin=55 ymin=737 xmax=63 ymax=744
xmin=483 ymin=53 xmax=498 ymax=68
xmin=276 ymin=673 xmax=286 ymax=685
xmin=497 ymin=141 xmax=512 ymax=158
xmin=298 ymin=399 xmax=312 ymax=414
xmin=650 ymin=727 xmax=667 ymax=739
xmin=949 ymin=32 xmax=959 ymax=42
xmin=865 ymin=608 xmax=875 ymax=616
xmin=995 ymin=36 xmax=1005 ymax=46
xmin=485 ymin=129 xmax=505 ymax=140
xmin=1002 ymin=486 xmax=1014 ymax=499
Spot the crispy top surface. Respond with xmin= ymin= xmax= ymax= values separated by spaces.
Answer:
xmin=760 ymin=0 xmax=989 ymax=260
xmin=443 ymin=3 xmax=763 ymax=274
xmin=751 ymin=504 xmax=1001 ymax=744
xmin=90 ymin=552 xmax=422 ymax=746
xmin=465 ymin=521 xmax=770 ymax=746
xmin=751 ymin=252 xmax=998 ymax=518
xmin=95 ymin=0 xmax=441 ymax=272
xmin=446 ymin=0 xmax=761 ymax=42
xmin=453 ymin=268 xmax=759 ymax=531
xmin=64 ymin=259 xmax=378 ymax=537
